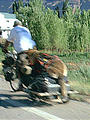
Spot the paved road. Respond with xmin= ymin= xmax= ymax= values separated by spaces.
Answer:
xmin=0 ymin=77 xmax=90 ymax=120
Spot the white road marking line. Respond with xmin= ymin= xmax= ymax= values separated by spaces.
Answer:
xmin=0 ymin=95 xmax=64 ymax=120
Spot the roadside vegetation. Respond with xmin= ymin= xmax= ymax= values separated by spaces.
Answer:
xmin=61 ymin=52 xmax=90 ymax=96
xmin=13 ymin=0 xmax=90 ymax=52
xmin=0 ymin=0 xmax=90 ymax=102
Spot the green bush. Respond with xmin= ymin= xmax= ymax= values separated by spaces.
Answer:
xmin=13 ymin=0 xmax=90 ymax=52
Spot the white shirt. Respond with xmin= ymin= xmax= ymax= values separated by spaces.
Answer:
xmin=7 ymin=25 xmax=36 ymax=53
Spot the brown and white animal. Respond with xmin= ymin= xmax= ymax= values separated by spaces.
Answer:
xmin=18 ymin=50 xmax=68 ymax=102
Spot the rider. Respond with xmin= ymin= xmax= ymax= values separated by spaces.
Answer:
xmin=3 ymin=20 xmax=36 ymax=54
xmin=3 ymin=20 xmax=37 ymax=89
xmin=3 ymin=20 xmax=37 ymax=71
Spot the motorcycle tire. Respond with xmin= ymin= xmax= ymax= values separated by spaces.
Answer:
xmin=9 ymin=78 xmax=22 ymax=91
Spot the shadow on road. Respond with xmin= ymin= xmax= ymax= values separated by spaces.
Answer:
xmin=0 ymin=93 xmax=53 ymax=108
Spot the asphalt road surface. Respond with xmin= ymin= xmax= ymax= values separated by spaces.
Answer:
xmin=0 ymin=77 xmax=90 ymax=120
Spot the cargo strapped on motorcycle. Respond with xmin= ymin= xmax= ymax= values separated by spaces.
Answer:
xmin=24 ymin=50 xmax=58 ymax=68
xmin=19 ymin=49 xmax=67 ymax=79
xmin=37 ymin=53 xmax=60 ymax=69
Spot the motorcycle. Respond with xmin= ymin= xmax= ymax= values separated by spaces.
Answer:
xmin=0 ymin=44 xmax=70 ymax=103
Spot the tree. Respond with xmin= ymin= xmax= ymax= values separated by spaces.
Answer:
xmin=12 ymin=1 xmax=18 ymax=13
xmin=62 ymin=0 xmax=69 ymax=15
xmin=13 ymin=0 xmax=90 ymax=52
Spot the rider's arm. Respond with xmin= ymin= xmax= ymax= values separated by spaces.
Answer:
xmin=3 ymin=28 xmax=15 ymax=52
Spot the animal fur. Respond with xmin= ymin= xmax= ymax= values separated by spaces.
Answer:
xmin=46 ymin=58 xmax=67 ymax=79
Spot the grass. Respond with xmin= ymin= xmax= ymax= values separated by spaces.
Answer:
xmin=60 ymin=52 xmax=90 ymax=96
